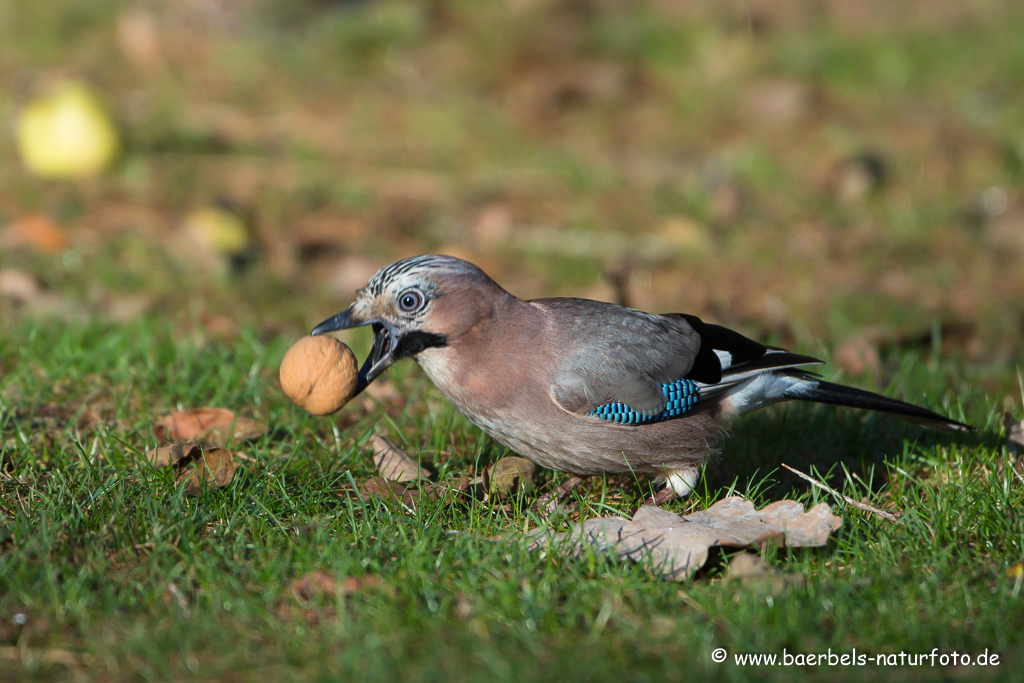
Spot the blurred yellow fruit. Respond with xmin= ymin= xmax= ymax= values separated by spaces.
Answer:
xmin=183 ymin=206 xmax=250 ymax=255
xmin=16 ymin=81 xmax=120 ymax=179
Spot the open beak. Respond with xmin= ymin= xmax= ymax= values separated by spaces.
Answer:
xmin=311 ymin=307 xmax=401 ymax=393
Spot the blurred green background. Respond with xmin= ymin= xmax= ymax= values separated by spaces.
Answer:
xmin=2 ymin=0 xmax=1021 ymax=376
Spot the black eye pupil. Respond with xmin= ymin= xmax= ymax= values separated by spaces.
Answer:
xmin=400 ymin=292 xmax=421 ymax=311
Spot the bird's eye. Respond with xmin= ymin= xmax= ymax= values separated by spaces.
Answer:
xmin=398 ymin=289 xmax=424 ymax=313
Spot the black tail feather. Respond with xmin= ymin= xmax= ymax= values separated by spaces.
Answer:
xmin=786 ymin=375 xmax=973 ymax=433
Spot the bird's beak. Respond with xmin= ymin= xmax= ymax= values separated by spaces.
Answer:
xmin=311 ymin=306 xmax=402 ymax=389
xmin=310 ymin=307 xmax=368 ymax=336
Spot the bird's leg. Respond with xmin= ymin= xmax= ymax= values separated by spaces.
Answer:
xmin=641 ymin=466 xmax=701 ymax=508
xmin=533 ymin=475 xmax=587 ymax=515
xmin=643 ymin=487 xmax=679 ymax=507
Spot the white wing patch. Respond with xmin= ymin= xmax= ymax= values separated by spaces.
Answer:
xmin=713 ymin=349 xmax=733 ymax=369
xmin=723 ymin=373 xmax=817 ymax=417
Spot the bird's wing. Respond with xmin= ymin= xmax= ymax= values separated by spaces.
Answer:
xmin=544 ymin=306 xmax=824 ymax=417
xmin=665 ymin=313 xmax=823 ymax=395
xmin=537 ymin=299 xmax=700 ymax=418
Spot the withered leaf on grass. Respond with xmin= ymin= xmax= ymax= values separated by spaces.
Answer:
xmin=277 ymin=570 xmax=391 ymax=624
xmin=144 ymin=441 xmax=237 ymax=496
xmin=154 ymin=407 xmax=262 ymax=446
xmin=146 ymin=441 xmax=202 ymax=468
xmin=276 ymin=573 xmax=391 ymax=626
xmin=371 ymin=435 xmax=431 ymax=482
xmin=527 ymin=496 xmax=842 ymax=581
xmin=486 ymin=456 xmax=536 ymax=500
xmin=286 ymin=570 xmax=388 ymax=603
xmin=359 ymin=475 xmax=470 ymax=510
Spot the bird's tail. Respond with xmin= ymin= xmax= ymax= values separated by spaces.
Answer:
xmin=783 ymin=373 xmax=972 ymax=433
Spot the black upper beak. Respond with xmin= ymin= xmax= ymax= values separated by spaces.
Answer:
xmin=311 ymin=308 xmax=368 ymax=336
xmin=310 ymin=307 xmax=399 ymax=392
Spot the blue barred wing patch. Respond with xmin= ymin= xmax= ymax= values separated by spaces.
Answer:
xmin=587 ymin=379 xmax=701 ymax=425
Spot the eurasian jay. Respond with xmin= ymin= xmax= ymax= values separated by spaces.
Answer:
xmin=312 ymin=254 xmax=971 ymax=502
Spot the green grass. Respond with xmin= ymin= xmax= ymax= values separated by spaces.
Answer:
xmin=1 ymin=319 xmax=1021 ymax=682
xmin=3 ymin=0 xmax=1024 ymax=680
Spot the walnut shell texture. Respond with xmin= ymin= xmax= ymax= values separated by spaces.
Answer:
xmin=280 ymin=335 xmax=359 ymax=415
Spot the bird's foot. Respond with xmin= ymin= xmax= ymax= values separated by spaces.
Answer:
xmin=642 ymin=486 xmax=678 ymax=508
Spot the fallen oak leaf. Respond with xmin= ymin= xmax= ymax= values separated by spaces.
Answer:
xmin=359 ymin=474 xmax=470 ymax=511
xmin=145 ymin=441 xmax=203 ymax=468
xmin=525 ymin=496 xmax=842 ymax=581
xmin=154 ymin=407 xmax=262 ymax=446
xmin=144 ymin=441 xmax=237 ymax=496
xmin=371 ymin=435 xmax=431 ymax=482
xmin=360 ymin=475 xmax=411 ymax=503
xmin=176 ymin=447 xmax=236 ymax=496
xmin=485 ymin=456 xmax=536 ymax=500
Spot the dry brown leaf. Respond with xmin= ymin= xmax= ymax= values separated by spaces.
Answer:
xmin=145 ymin=441 xmax=203 ymax=468
xmin=175 ymin=447 xmax=236 ymax=496
xmin=154 ymin=407 xmax=262 ymax=446
xmin=371 ymin=435 xmax=431 ymax=482
xmin=486 ymin=456 xmax=536 ymax=500
xmin=287 ymin=570 xmax=342 ymax=602
xmin=360 ymin=475 xmax=411 ymax=503
xmin=277 ymin=570 xmax=390 ymax=623
xmin=0 ymin=214 xmax=69 ymax=253
xmin=527 ymin=496 xmax=842 ymax=581
xmin=144 ymin=441 xmax=237 ymax=495
xmin=286 ymin=571 xmax=389 ymax=602
xmin=359 ymin=475 xmax=469 ymax=510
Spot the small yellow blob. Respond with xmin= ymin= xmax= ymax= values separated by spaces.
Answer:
xmin=16 ymin=81 xmax=120 ymax=179
xmin=183 ymin=206 xmax=250 ymax=255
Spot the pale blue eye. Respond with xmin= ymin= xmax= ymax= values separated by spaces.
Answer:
xmin=398 ymin=289 xmax=424 ymax=312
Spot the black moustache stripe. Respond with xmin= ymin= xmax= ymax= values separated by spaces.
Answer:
xmin=394 ymin=331 xmax=448 ymax=360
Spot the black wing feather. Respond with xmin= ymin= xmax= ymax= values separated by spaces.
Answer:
xmin=667 ymin=314 xmax=821 ymax=383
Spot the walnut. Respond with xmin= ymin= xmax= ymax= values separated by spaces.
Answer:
xmin=280 ymin=336 xmax=359 ymax=415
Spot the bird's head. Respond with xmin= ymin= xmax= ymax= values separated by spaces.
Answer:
xmin=311 ymin=254 xmax=505 ymax=391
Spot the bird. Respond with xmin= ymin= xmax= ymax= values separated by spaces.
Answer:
xmin=311 ymin=254 xmax=971 ymax=504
